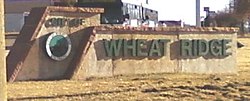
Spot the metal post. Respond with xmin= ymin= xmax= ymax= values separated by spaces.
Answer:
xmin=0 ymin=0 xmax=7 ymax=100
xmin=196 ymin=0 xmax=201 ymax=27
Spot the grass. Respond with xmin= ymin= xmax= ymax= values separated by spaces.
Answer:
xmin=7 ymin=37 xmax=250 ymax=101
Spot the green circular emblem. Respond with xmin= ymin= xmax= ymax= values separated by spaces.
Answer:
xmin=46 ymin=32 xmax=71 ymax=61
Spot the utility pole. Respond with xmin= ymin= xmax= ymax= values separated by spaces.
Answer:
xmin=0 ymin=0 xmax=7 ymax=100
xmin=196 ymin=0 xmax=201 ymax=27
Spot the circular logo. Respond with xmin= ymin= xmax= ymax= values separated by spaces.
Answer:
xmin=46 ymin=32 xmax=72 ymax=61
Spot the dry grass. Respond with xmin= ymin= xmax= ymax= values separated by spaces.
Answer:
xmin=7 ymin=38 xmax=250 ymax=101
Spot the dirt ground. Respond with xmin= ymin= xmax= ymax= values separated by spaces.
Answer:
xmin=7 ymin=38 xmax=250 ymax=101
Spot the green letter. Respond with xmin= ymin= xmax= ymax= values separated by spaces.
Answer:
xmin=192 ymin=40 xmax=198 ymax=56
xmin=149 ymin=40 xmax=162 ymax=56
xmin=124 ymin=39 xmax=136 ymax=56
xmin=103 ymin=39 xmax=123 ymax=57
xmin=180 ymin=39 xmax=192 ymax=56
xmin=198 ymin=39 xmax=209 ymax=56
xmin=209 ymin=39 xmax=223 ymax=56
xmin=222 ymin=39 xmax=232 ymax=56
xmin=137 ymin=39 xmax=148 ymax=56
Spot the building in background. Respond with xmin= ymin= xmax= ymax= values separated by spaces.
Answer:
xmin=75 ymin=0 xmax=158 ymax=27
xmin=158 ymin=20 xmax=184 ymax=27
xmin=4 ymin=0 xmax=56 ymax=32
xmin=4 ymin=0 xmax=158 ymax=32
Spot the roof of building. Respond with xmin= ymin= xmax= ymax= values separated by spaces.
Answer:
xmin=159 ymin=20 xmax=182 ymax=26
xmin=5 ymin=0 xmax=52 ymax=13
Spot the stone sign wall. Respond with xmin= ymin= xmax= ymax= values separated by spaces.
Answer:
xmin=72 ymin=27 xmax=237 ymax=79
xmin=7 ymin=6 xmax=104 ymax=82
xmin=7 ymin=6 xmax=238 ymax=82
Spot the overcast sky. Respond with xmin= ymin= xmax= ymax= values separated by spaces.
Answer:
xmin=150 ymin=0 xmax=230 ymax=25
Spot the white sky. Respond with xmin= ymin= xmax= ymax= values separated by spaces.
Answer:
xmin=150 ymin=0 xmax=230 ymax=25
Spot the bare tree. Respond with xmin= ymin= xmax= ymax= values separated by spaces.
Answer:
xmin=60 ymin=0 xmax=77 ymax=7
xmin=214 ymin=12 xmax=240 ymax=27
xmin=233 ymin=0 xmax=250 ymax=35
xmin=234 ymin=0 xmax=250 ymax=19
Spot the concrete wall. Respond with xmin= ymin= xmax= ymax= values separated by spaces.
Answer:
xmin=16 ymin=12 xmax=101 ymax=81
xmin=73 ymin=27 xmax=238 ymax=79
xmin=178 ymin=34 xmax=237 ymax=74
xmin=7 ymin=6 xmax=238 ymax=82
xmin=7 ymin=7 xmax=104 ymax=81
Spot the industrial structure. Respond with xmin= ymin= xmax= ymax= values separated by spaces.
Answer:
xmin=196 ymin=0 xmax=201 ymax=27
xmin=4 ymin=0 xmax=54 ymax=32
xmin=4 ymin=0 xmax=158 ymax=32
xmin=75 ymin=0 xmax=158 ymax=27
